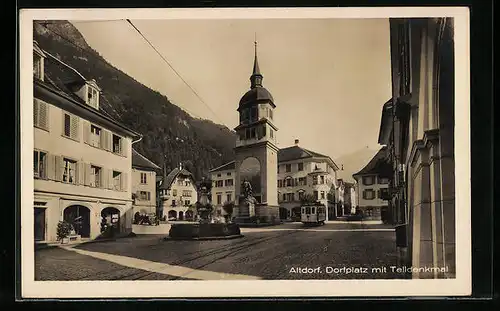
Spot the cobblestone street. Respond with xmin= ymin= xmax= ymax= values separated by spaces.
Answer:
xmin=35 ymin=222 xmax=410 ymax=281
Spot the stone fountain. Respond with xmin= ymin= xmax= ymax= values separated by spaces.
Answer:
xmin=167 ymin=179 xmax=243 ymax=240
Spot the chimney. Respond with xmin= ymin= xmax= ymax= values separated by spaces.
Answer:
xmin=294 ymin=139 xmax=299 ymax=145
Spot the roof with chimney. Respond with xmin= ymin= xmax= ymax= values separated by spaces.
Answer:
xmin=159 ymin=165 xmax=195 ymax=190
xmin=352 ymin=146 xmax=391 ymax=178
xmin=132 ymin=149 xmax=160 ymax=171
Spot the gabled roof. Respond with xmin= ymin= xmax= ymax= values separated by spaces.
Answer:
xmin=352 ymin=146 xmax=391 ymax=178
xmin=159 ymin=168 xmax=195 ymax=190
xmin=209 ymin=161 xmax=236 ymax=173
xmin=278 ymin=146 xmax=339 ymax=170
xmin=132 ymin=149 xmax=160 ymax=171
xmin=34 ymin=42 xmax=141 ymax=139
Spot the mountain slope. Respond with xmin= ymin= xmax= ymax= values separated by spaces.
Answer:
xmin=34 ymin=20 xmax=237 ymax=181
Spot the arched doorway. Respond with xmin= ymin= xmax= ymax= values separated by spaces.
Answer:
xmin=185 ymin=210 xmax=194 ymax=221
xmin=63 ymin=205 xmax=91 ymax=238
xmin=168 ymin=210 xmax=177 ymax=220
xmin=279 ymin=207 xmax=288 ymax=220
xmin=178 ymin=211 xmax=184 ymax=220
xmin=101 ymin=207 xmax=121 ymax=236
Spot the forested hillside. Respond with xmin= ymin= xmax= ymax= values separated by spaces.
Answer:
xmin=34 ymin=20 xmax=237 ymax=181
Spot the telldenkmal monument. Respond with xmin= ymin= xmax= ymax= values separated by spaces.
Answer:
xmin=233 ymin=41 xmax=280 ymax=224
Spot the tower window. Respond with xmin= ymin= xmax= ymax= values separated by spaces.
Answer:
xmin=269 ymin=109 xmax=273 ymax=120
xmin=250 ymin=107 xmax=258 ymax=122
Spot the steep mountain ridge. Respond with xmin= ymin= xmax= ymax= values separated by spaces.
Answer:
xmin=34 ymin=20 xmax=237 ymax=181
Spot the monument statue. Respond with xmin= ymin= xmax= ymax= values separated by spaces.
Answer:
xmin=240 ymin=179 xmax=256 ymax=217
xmin=195 ymin=180 xmax=213 ymax=224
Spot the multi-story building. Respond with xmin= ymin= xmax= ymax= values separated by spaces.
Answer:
xmin=33 ymin=41 xmax=141 ymax=243
xmin=158 ymin=164 xmax=198 ymax=221
xmin=131 ymin=149 xmax=160 ymax=218
xmin=352 ymin=146 xmax=392 ymax=222
xmin=209 ymin=139 xmax=340 ymax=221
xmin=277 ymin=140 xmax=340 ymax=220
xmin=209 ymin=161 xmax=236 ymax=216
xmin=378 ymin=18 xmax=455 ymax=278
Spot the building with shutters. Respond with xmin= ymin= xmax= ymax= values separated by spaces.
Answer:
xmin=209 ymin=161 xmax=236 ymax=217
xmin=352 ymin=146 xmax=392 ymax=222
xmin=131 ymin=149 xmax=160 ymax=218
xmin=33 ymin=41 xmax=142 ymax=243
xmin=157 ymin=164 xmax=198 ymax=221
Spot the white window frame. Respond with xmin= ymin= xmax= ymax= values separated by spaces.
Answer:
xmin=112 ymin=134 xmax=122 ymax=155
xmin=90 ymin=124 xmax=102 ymax=148
xmin=87 ymin=85 xmax=99 ymax=109
xmin=33 ymin=150 xmax=47 ymax=179
xmin=63 ymin=158 xmax=78 ymax=185
xmin=112 ymin=170 xmax=122 ymax=190
xmin=90 ymin=165 xmax=102 ymax=187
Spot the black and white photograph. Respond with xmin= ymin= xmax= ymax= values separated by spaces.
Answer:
xmin=20 ymin=8 xmax=471 ymax=298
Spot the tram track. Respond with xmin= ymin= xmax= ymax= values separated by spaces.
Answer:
xmin=73 ymin=230 xmax=303 ymax=281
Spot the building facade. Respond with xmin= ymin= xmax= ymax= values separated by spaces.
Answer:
xmin=158 ymin=164 xmax=198 ymax=221
xmin=352 ymin=146 xmax=392 ymax=222
xmin=378 ymin=18 xmax=455 ymax=278
xmin=343 ymin=181 xmax=357 ymax=214
xmin=277 ymin=140 xmax=340 ymax=220
xmin=131 ymin=149 xmax=160 ymax=217
xmin=209 ymin=161 xmax=236 ymax=216
xmin=33 ymin=41 xmax=141 ymax=243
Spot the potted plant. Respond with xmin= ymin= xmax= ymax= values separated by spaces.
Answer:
xmin=56 ymin=221 xmax=72 ymax=244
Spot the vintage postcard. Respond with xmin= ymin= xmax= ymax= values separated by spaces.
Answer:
xmin=19 ymin=7 xmax=471 ymax=298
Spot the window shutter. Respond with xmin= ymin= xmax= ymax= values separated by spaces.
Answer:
xmin=362 ymin=190 xmax=367 ymax=200
xmin=84 ymin=163 xmax=91 ymax=186
xmin=101 ymin=168 xmax=108 ymax=189
xmin=54 ymin=156 xmax=63 ymax=182
xmin=77 ymin=162 xmax=85 ymax=185
xmin=121 ymin=137 xmax=127 ymax=156
xmin=83 ymin=121 xmax=90 ymax=144
xmin=33 ymin=99 xmax=39 ymax=126
xmin=70 ymin=115 xmax=79 ymax=140
xmin=46 ymin=153 xmax=56 ymax=180
xmin=103 ymin=130 xmax=110 ymax=151
xmin=108 ymin=169 xmax=114 ymax=189
xmin=38 ymin=101 xmax=48 ymax=130
xmin=121 ymin=172 xmax=128 ymax=192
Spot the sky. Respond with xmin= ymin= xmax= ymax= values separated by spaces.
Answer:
xmin=71 ymin=18 xmax=391 ymax=162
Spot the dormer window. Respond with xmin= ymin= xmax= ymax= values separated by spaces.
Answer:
xmin=33 ymin=42 xmax=46 ymax=81
xmin=87 ymin=85 xmax=99 ymax=109
xmin=33 ymin=52 xmax=43 ymax=80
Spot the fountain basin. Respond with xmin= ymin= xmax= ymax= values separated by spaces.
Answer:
xmin=166 ymin=223 xmax=243 ymax=241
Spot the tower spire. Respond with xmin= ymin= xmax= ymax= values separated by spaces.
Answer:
xmin=250 ymin=35 xmax=263 ymax=88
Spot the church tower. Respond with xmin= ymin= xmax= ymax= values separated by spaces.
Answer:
xmin=233 ymin=41 xmax=279 ymax=223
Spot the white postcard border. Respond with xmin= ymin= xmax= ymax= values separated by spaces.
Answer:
xmin=19 ymin=7 xmax=471 ymax=298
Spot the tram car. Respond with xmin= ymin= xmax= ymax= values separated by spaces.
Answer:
xmin=301 ymin=204 xmax=326 ymax=225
